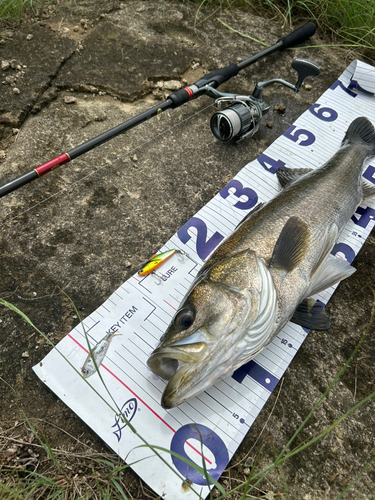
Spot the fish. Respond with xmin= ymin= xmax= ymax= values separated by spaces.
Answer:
xmin=81 ymin=332 xmax=120 ymax=378
xmin=147 ymin=117 xmax=375 ymax=409
xmin=138 ymin=249 xmax=184 ymax=276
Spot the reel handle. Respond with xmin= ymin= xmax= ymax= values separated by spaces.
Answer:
xmin=293 ymin=58 xmax=321 ymax=91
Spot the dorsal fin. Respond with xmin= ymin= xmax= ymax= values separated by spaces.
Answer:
xmin=362 ymin=178 xmax=375 ymax=199
xmin=276 ymin=167 xmax=314 ymax=188
xmin=270 ymin=216 xmax=310 ymax=272
xmin=342 ymin=116 xmax=375 ymax=148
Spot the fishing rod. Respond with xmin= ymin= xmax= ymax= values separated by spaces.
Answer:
xmin=0 ymin=22 xmax=317 ymax=199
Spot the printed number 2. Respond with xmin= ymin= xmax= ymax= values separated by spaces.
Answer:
xmin=178 ymin=217 xmax=224 ymax=260
xmin=219 ymin=179 xmax=258 ymax=210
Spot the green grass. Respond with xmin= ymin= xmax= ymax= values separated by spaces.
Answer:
xmin=1 ymin=297 xmax=375 ymax=499
xmin=261 ymin=0 xmax=375 ymax=51
xmin=0 ymin=0 xmax=48 ymax=24
xmin=189 ymin=0 xmax=375 ymax=57
xmin=1 ymin=0 xmax=375 ymax=56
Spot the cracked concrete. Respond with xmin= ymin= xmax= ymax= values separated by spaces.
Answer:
xmin=0 ymin=1 xmax=375 ymax=499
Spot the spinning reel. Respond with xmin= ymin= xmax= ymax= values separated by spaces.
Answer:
xmin=208 ymin=59 xmax=321 ymax=142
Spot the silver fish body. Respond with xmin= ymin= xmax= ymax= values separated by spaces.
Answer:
xmin=148 ymin=117 xmax=375 ymax=409
xmin=81 ymin=332 xmax=119 ymax=378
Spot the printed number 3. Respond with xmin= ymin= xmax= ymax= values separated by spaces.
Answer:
xmin=219 ymin=179 xmax=258 ymax=210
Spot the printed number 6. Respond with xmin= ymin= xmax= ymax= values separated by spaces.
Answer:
xmin=309 ymin=104 xmax=338 ymax=122
xmin=219 ymin=179 xmax=258 ymax=210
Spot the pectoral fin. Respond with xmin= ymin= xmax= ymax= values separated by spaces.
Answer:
xmin=270 ymin=216 xmax=311 ymax=272
xmin=306 ymin=255 xmax=356 ymax=297
xmin=291 ymin=298 xmax=332 ymax=330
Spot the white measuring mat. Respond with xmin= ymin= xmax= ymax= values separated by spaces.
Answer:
xmin=34 ymin=60 xmax=375 ymax=499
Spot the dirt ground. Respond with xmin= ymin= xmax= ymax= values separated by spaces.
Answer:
xmin=0 ymin=1 xmax=375 ymax=498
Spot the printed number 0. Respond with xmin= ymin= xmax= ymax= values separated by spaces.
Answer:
xmin=178 ymin=217 xmax=224 ymax=260
xmin=331 ymin=243 xmax=355 ymax=264
xmin=170 ymin=423 xmax=229 ymax=485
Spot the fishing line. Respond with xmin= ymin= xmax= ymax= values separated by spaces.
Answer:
xmin=0 ymin=103 xmax=217 ymax=300
xmin=0 ymin=102 xmax=215 ymax=229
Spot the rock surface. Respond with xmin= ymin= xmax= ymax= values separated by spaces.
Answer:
xmin=0 ymin=1 xmax=374 ymax=499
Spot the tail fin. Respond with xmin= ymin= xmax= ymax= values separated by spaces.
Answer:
xmin=342 ymin=117 xmax=375 ymax=147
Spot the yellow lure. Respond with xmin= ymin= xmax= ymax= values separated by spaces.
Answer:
xmin=138 ymin=249 xmax=178 ymax=276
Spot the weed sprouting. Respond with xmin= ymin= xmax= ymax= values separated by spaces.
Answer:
xmin=1 ymin=295 xmax=375 ymax=499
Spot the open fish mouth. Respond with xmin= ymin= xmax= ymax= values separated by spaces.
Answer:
xmin=147 ymin=342 xmax=207 ymax=409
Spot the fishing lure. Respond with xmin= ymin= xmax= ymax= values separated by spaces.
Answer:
xmin=138 ymin=249 xmax=185 ymax=276
xmin=81 ymin=332 xmax=120 ymax=378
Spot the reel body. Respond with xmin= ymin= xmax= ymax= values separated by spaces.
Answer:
xmin=210 ymin=96 xmax=267 ymax=142
xmin=208 ymin=58 xmax=321 ymax=142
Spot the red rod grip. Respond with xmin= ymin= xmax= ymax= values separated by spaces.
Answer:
xmin=34 ymin=153 xmax=70 ymax=177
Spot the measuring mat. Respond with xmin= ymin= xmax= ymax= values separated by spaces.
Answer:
xmin=34 ymin=60 xmax=375 ymax=499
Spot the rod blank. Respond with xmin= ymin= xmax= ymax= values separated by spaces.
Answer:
xmin=0 ymin=22 xmax=316 ymax=199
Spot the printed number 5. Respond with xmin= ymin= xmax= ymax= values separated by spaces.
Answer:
xmin=284 ymin=126 xmax=315 ymax=146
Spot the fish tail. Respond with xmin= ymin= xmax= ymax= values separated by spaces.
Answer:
xmin=342 ymin=117 xmax=375 ymax=150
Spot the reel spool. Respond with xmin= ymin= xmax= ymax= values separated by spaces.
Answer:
xmin=210 ymin=97 xmax=263 ymax=142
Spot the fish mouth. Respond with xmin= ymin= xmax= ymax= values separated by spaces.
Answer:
xmin=147 ymin=342 xmax=207 ymax=409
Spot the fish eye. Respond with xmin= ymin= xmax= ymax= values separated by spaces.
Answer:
xmin=174 ymin=306 xmax=195 ymax=329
